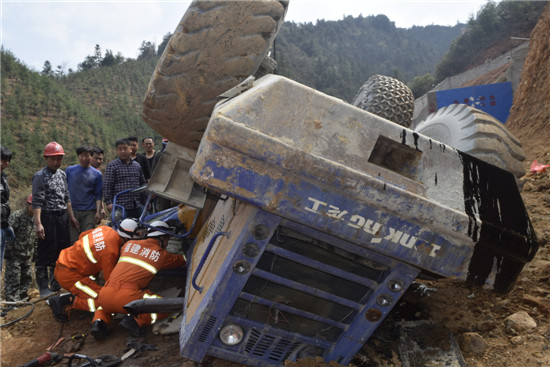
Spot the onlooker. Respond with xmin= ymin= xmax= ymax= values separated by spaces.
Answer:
xmin=3 ymin=195 xmax=36 ymax=306
xmin=142 ymin=137 xmax=161 ymax=174
xmin=47 ymin=218 xmax=141 ymax=327
xmin=66 ymin=145 xmax=103 ymax=243
xmin=32 ymin=141 xmax=78 ymax=297
xmin=95 ymin=221 xmax=186 ymax=339
xmin=0 ymin=145 xmax=14 ymax=273
xmin=90 ymin=147 xmax=105 ymax=172
xmin=90 ymin=147 xmax=107 ymax=221
xmin=127 ymin=136 xmax=151 ymax=180
xmin=103 ymin=138 xmax=146 ymax=220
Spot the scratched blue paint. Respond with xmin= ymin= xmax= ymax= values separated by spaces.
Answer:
xmin=204 ymin=159 xmax=285 ymax=197
xmin=195 ymin=154 xmax=471 ymax=279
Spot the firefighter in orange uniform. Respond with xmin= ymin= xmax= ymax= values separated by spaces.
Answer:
xmin=94 ymin=220 xmax=186 ymax=339
xmin=47 ymin=218 xmax=141 ymax=323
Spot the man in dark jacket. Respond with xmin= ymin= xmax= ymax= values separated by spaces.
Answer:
xmin=1 ymin=145 xmax=14 ymax=274
xmin=127 ymin=136 xmax=151 ymax=180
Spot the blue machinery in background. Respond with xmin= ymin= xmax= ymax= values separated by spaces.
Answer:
xmin=429 ymin=82 xmax=513 ymax=123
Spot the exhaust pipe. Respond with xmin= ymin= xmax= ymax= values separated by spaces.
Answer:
xmin=124 ymin=297 xmax=184 ymax=315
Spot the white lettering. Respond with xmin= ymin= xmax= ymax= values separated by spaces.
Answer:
xmin=306 ymin=196 xmax=443 ymax=258
xmin=326 ymin=205 xmax=348 ymax=220
xmin=305 ymin=197 xmax=327 ymax=214
xmin=399 ymin=233 xmax=417 ymax=249
xmin=429 ymin=244 xmax=442 ymax=257
xmin=347 ymin=215 xmax=365 ymax=229
xmin=384 ymin=228 xmax=403 ymax=243
xmin=363 ymin=219 xmax=382 ymax=235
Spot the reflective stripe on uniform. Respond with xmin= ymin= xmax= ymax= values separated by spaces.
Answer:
xmin=118 ymin=256 xmax=158 ymax=274
xmin=87 ymin=298 xmax=97 ymax=312
xmin=75 ymin=281 xmax=98 ymax=298
xmin=83 ymin=235 xmax=98 ymax=264
xmin=143 ymin=293 xmax=160 ymax=324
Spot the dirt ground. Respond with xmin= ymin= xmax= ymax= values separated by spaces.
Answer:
xmin=2 ymin=4 xmax=550 ymax=367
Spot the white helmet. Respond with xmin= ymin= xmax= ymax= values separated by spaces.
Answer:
xmin=117 ymin=218 xmax=139 ymax=239
xmin=147 ymin=220 xmax=170 ymax=238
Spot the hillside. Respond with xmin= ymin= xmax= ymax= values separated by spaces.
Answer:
xmin=275 ymin=16 xmax=463 ymax=101
xmin=506 ymin=4 xmax=550 ymax=160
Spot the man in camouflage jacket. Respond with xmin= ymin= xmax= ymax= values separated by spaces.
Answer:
xmin=3 ymin=195 xmax=36 ymax=303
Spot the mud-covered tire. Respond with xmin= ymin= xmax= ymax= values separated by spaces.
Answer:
xmin=142 ymin=0 xmax=288 ymax=150
xmin=415 ymin=104 xmax=526 ymax=188
xmin=351 ymin=74 xmax=414 ymax=128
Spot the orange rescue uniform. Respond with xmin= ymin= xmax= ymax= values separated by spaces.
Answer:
xmin=97 ymin=237 xmax=186 ymax=327
xmin=54 ymin=226 xmax=124 ymax=315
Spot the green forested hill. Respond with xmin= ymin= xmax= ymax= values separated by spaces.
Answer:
xmin=276 ymin=15 xmax=463 ymax=101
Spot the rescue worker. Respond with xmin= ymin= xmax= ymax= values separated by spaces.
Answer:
xmin=95 ymin=220 xmax=186 ymax=339
xmin=47 ymin=218 xmax=141 ymax=324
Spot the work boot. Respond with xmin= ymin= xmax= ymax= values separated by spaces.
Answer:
xmin=119 ymin=315 xmax=146 ymax=337
xmin=35 ymin=266 xmax=54 ymax=297
xmin=90 ymin=319 xmax=110 ymax=340
xmin=48 ymin=266 xmax=61 ymax=292
xmin=48 ymin=293 xmax=73 ymax=322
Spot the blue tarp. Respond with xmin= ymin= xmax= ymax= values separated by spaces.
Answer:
xmin=435 ymin=82 xmax=513 ymax=123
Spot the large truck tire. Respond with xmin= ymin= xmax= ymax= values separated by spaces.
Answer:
xmin=351 ymin=74 xmax=414 ymax=128
xmin=415 ymin=103 xmax=526 ymax=189
xmin=142 ymin=0 xmax=288 ymax=150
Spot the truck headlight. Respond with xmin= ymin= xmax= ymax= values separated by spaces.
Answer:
xmin=219 ymin=324 xmax=244 ymax=346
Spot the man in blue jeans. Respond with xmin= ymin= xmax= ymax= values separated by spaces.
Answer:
xmin=1 ymin=145 xmax=14 ymax=275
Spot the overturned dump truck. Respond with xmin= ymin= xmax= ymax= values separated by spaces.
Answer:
xmin=136 ymin=1 xmax=538 ymax=366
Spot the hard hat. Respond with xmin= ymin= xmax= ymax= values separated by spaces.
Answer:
xmin=43 ymin=142 xmax=65 ymax=157
xmin=117 ymin=218 xmax=139 ymax=239
xmin=147 ymin=220 xmax=170 ymax=238
xmin=27 ymin=194 xmax=33 ymax=204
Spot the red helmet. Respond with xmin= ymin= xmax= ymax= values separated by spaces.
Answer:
xmin=27 ymin=194 xmax=33 ymax=204
xmin=43 ymin=142 xmax=65 ymax=157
